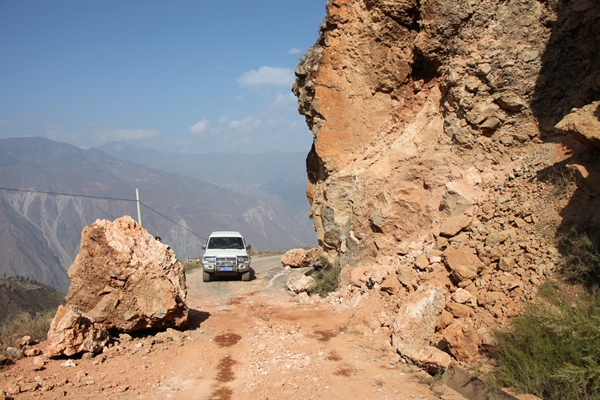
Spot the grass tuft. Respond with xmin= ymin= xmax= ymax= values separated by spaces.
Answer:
xmin=308 ymin=257 xmax=340 ymax=298
xmin=0 ymin=309 xmax=55 ymax=358
xmin=561 ymin=233 xmax=600 ymax=287
xmin=493 ymin=281 xmax=600 ymax=399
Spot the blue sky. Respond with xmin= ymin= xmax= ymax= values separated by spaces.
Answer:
xmin=0 ymin=1 xmax=326 ymax=154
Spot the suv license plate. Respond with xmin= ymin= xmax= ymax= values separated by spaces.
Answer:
xmin=220 ymin=266 xmax=233 ymax=271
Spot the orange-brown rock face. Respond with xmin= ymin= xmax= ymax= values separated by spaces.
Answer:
xmin=47 ymin=216 xmax=188 ymax=357
xmin=293 ymin=0 xmax=600 ymax=271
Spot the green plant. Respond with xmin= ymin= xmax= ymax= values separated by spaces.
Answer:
xmin=561 ymin=233 xmax=600 ymax=287
xmin=309 ymin=257 xmax=340 ymax=298
xmin=493 ymin=281 xmax=600 ymax=399
xmin=0 ymin=309 xmax=55 ymax=357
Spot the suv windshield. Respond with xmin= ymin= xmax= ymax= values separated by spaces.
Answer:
xmin=207 ymin=237 xmax=244 ymax=250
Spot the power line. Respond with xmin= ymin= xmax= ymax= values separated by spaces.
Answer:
xmin=0 ymin=186 xmax=135 ymax=202
xmin=0 ymin=186 xmax=207 ymax=242
xmin=141 ymin=203 xmax=207 ymax=241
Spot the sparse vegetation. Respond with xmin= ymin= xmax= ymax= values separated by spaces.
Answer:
xmin=0 ymin=309 xmax=55 ymax=358
xmin=561 ymin=232 xmax=600 ymax=287
xmin=542 ymin=164 xmax=575 ymax=200
xmin=309 ymin=257 xmax=340 ymax=298
xmin=493 ymin=281 xmax=600 ymax=399
xmin=182 ymin=259 xmax=203 ymax=272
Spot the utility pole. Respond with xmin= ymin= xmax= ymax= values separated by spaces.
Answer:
xmin=136 ymin=188 xmax=142 ymax=227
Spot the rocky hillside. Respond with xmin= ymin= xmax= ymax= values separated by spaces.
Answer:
xmin=293 ymin=0 xmax=599 ymax=270
xmin=292 ymin=0 xmax=600 ymax=364
xmin=0 ymin=137 xmax=316 ymax=292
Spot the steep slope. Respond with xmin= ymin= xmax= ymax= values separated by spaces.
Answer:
xmin=290 ymin=0 xmax=600 ymax=366
xmin=293 ymin=0 xmax=600 ymax=268
xmin=0 ymin=137 xmax=316 ymax=292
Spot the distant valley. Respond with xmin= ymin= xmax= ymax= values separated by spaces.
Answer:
xmin=0 ymin=137 xmax=316 ymax=292
xmin=98 ymin=142 xmax=313 ymax=231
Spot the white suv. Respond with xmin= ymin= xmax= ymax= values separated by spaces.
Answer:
xmin=201 ymin=231 xmax=252 ymax=282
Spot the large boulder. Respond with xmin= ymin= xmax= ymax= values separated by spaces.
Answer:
xmin=555 ymin=101 xmax=600 ymax=148
xmin=46 ymin=216 xmax=188 ymax=356
xmin=281 ymin=248 xmax=314 ymax=268
xmin=392 ymin=283 xmax=445 ymax=347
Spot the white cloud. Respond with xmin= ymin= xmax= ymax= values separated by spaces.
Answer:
xmin=237 ymin=66 xmax=295 ymax=87
xmin=288 ymin=48 xmax=304 ymax=56
xmin=227 ymin=116 xmax=262 ymax=133
xmin=218 ymin=116 xmax=228 ymax=125
xmin=190 ymin=119 xmax=209 ymax=136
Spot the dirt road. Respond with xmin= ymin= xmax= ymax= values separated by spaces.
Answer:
xmin=190 ymin=255 xmax=297 ymax=301
xmin=2 ymin=257 xmax=466 ymax=399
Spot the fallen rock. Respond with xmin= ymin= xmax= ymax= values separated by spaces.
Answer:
xmin=555 ymin=101 xmax=600 ymax=148
xmin=46 ymin=305 xmax=109 ymax=358
xmin=281 ymin=248 xmax=312 ymax=268
xmin=46 ymin=216 xmax=188 ymax=357
xmin=451 ymin=288 xmax=472 ymax=304
xmin=5 ymin=347 xmax=23 ymax=360
xmin=440 ymin=215 xmax=472 ymax=237
xmin=397 ymin=264 xmax=418 ymax=288
xmin=446 ymin=303 xmax=473 ymax=319
xmin=443 ymin=320 xmax=479 ymax=362
xmin=32 ymin=356 xmax=46 ymax=371
xmin=397 ymin=344 xmax=452 ymax=374
xmin=392 ymin=283 xmax=445 ymax=347
xmin=286 ymin=274 xmax=315 ymax=294
xmin=380 ymin=274 xmax=402 ymax=295
xmin=66 ymin=216 xmax=187 ymax=331
xmin=444 ymin=247 xmax=481 ymax=282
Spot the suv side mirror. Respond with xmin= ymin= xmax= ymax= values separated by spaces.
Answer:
xmin=247 ymin=244 xmax=251 ymax=251
xmin=201 ymin=244 xmax=206 ymax=250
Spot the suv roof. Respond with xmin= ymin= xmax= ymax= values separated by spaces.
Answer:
xmin=208 ymin=231 xmax=243 ymax=238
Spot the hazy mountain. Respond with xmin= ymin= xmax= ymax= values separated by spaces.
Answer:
xmin=0 ymin=137 xmax=316 ymax=292
xmin=97 ymin=142 xmax=313 ymax=230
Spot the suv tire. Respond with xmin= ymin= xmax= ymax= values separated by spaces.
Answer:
xmin=203 ymin=271 xmax=211 ymax=282
xmin=241 ymin=270 xmax=251 ymax=281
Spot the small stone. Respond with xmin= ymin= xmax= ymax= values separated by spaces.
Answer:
xmin=24 ymin=348 xmax=41 ymax=357
xmin=5 ymin=347 xmax=24 ymax=360
xmin=32 ymin=356 xmax=46 ymax=371
xmin=60 ymin=359 xmax=77 ymax=367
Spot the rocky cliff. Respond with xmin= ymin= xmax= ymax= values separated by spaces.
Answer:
xmin=294 ymin=0 xmax=600 ymax=269
xmin=293 ymin=0 xmax=600 ymax=364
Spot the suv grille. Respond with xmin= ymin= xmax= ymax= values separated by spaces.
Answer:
xmin=216 ymin=257 xmax=237 ymax=266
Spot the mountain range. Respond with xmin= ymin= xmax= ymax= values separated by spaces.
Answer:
xmin=97 ymin=141 xmax=313 ymax=231
xmin=0 ymin=137 xmax=315 ymax=292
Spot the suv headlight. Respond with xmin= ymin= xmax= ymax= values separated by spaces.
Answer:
xmin=203 ymin=256 xmax=216 ymax=264
xmin=237 ymin=256 xmax=249 ymax=263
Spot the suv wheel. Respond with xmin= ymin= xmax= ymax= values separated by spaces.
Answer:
xmin=241 ymin=270 xmax=251 ymax=281
xmin=203 ymin=271 xmax=211 ymax=282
